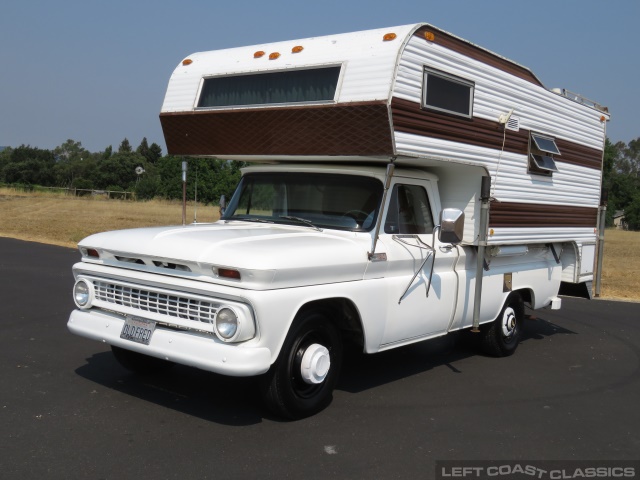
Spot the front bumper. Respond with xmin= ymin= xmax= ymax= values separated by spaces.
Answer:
xmin=68 ymin=309 xmax=272 ymax=377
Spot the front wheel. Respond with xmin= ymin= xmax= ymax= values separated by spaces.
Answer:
xmin=260 ymin=311 xmax=343 ymax=420
xmin=480 ymin=293 xmax=524 ymax=357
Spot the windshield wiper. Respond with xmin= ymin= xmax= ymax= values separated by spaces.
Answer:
xmin=225 ymin=217 xmax=274 ymax=224
xmin=279 ymin=216 xmax=323 ymax=232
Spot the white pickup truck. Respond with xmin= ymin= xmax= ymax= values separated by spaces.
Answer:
xmin=68 ymin=23 xmax=608 ymax=419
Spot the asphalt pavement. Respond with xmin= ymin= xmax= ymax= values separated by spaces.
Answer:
xmin=1 ymin=237 xmax=639 ymax=479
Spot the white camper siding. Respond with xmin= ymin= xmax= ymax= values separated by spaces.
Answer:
xmin=394 ymin=132 xmax=601 ymax=207
xmin=161 ymin=25 xmax=416 ymax=114
xmin=392 ymin=34 xmax=607 ymax=151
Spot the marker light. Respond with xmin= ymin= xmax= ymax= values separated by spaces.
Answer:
xmin=424 ymin=31 xmax=435 ymax=41
xmin=254 ymin=51 xmax=265 ymax=58
xmin=383 ymin=33 xmax=397 ymax=41
xmin=292 ymin=45 xmax=304 ymax=53
xmin=217 ymin=268 xmax=241 ymax=280
xmin=182 ymin=59 xmax=193 ymax=66
xmin=269 ymin=52 xmax=280 ymax=60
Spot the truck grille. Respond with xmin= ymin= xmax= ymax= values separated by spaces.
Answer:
xmin=92 ymin=280 xmax=219 ymax=324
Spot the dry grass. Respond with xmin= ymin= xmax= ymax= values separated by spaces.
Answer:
xmin=0 ymin=188 xmax=638 ymax=300
xmin=599 ymin=229 xmax=640 ymax=301
xmin=0 ymin=187 xmax=219 ymax=248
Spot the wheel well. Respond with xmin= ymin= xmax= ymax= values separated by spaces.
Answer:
xmin=297 ymin=298 xmax=364 ymax=350
xmin=514 ymin=288 xmax=534 ymax=309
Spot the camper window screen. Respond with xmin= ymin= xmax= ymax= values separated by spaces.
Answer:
xmin=197 ymin=66 xmax=341 ymax=108
xmin=423 ymin=68 xmax=474 ymax=118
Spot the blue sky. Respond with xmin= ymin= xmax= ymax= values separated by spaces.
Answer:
xmin=1 ymin=0 xmax=637 ymax=153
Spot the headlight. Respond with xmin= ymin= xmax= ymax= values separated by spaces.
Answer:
xmin=73 ymin=279 xmax=92 ymax=309
xmin=215 ymin=307 xmax=239 ymax=341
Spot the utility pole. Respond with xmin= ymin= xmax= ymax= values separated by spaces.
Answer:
xmin=182 ymin=161 xmax=187 ymax=226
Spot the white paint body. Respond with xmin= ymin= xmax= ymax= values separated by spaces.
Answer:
xmin=68 ymin=164 xmax=564 ymax=376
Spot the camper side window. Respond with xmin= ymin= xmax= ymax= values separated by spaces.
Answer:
xmin=528 ymin=132 xmax=560 ymax=176
xmin=384 ymin=184 xmax=434 ymax=235
xmin=422 ymin=68 xmax=474 ymax=118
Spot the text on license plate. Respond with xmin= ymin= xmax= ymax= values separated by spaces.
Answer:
xmin=120 ymin=316 xmax=156 ymax=345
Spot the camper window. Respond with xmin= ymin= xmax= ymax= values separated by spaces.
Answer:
xmin=197 ymin=66 xmax=341 ymax=108
xmin=528 ymin=132 xmax=560 ymax=175
xmin=422 ymin=68 xmax=474 ymax=118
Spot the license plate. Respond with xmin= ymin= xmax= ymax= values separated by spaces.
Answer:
xmin=120 ymin=316 xmax=156 ymax=345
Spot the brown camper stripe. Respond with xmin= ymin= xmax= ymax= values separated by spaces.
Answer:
xmin=160 ymin=101 xmax=394 ymax=157
xmin=392 ymin=97 xmax=529 ymax=153
xmin=413 ymin=26 xmax=544 ymax=87
xmin=489 ymin=202 xmax=598 ymax=228
xmin=391 ymin=97 xmax=604 ymax=171
xmin=555 ymin=138 xmax=603 ymax=170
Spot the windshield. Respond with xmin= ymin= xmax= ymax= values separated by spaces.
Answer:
xmin=222 ymin=172 xmax=383 ymax=232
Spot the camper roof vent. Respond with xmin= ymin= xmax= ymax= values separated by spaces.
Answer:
xmin=505 ymin=115 xmax=520 ymax=132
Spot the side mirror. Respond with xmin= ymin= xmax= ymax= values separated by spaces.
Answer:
xmin=219 ymin=195 xmax=226 ymax=216
xmin=438 ymin=208 xmax=465 ymax=244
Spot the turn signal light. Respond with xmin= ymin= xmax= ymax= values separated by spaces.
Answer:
xmin=383 ymin=33 xmax=397 ymax=41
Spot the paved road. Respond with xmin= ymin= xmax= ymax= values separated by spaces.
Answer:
xmin=1 ymin=237 xmax=639 ymax=479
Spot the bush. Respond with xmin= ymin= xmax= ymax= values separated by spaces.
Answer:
xmin=135 ymin=175 xmax=160 ymax=201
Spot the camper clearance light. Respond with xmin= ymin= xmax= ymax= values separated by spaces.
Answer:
xmin=269 ymin=52 xmax=281 ymax=60
xmin=424 ymin=31 xmax=435 ymax=41
xmin=383 ymin=33 xmax=397 ymax=41
xmin=292 ymin=45 xmax=304 ymax=53
xmin=254 ymin=51 xmax=265 ymax=58
xmin=182 ymin=59 xmax=193 ymax=66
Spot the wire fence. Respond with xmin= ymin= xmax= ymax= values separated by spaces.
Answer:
xmin=0 ymin=183 xmax=135 ymax=200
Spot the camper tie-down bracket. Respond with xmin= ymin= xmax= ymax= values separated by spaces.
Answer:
xmin=547 ymin=243 xmax=561 ymax=265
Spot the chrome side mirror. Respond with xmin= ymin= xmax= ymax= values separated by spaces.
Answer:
xmin=438 ymin=208 xmax=464 ymax=244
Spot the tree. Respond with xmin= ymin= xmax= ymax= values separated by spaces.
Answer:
xmin=2 ymin=145 xmax=56 ymax=185
xmin=624 ymin=193 xmax=640 ymax=231
xmin=136 ymin=138 xmax=162 ymax=164
xmin=603 ymin=138 xmax=640 ymax=227
xmin=118 ymin=138 xmax=132 ymax=154
xmin=156 ymin=156 xmax=243 ymax=203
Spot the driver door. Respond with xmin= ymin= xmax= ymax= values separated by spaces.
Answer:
xmin=377 ymin=181 xmax=459 ymax=347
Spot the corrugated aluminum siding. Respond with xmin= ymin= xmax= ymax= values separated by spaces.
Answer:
xmin=394 ymin=35 xmax=607 ymax=150
xmin=161 ymin=25 xmax=418 ymax=113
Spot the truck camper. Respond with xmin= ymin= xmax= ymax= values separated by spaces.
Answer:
xmin=68 ymin=23 xmax=609 ymax=419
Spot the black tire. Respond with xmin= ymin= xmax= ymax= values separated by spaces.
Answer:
xmin=111 ymin=345 xmax=175 ymax=375
xmin=480 ymin=293 xmax=524 ymax=357
xmin=260 ymin=311 xmax=343 ymax=420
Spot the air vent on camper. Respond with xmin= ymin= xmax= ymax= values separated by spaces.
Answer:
xmin=505 ymin=116 xmax=520 ymax=132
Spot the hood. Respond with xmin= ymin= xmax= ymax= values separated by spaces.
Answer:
xmin=79 ymin=222 xmax=371 ymax=289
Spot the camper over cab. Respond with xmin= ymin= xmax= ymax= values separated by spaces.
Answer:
xmin=69 ymin=23 xmax=609 ymax=419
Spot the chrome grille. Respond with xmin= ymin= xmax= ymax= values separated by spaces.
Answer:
xmin=92 ymin=280 xmax=219 ymax=324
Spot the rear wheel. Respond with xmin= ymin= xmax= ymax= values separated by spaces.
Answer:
xmin=261 ymin=311 xmax=343 ymax=420
xmin=480 ymin=293 xmax=524 ymax=357
xmin=111 ymin=345 xmax=175 ymax=374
